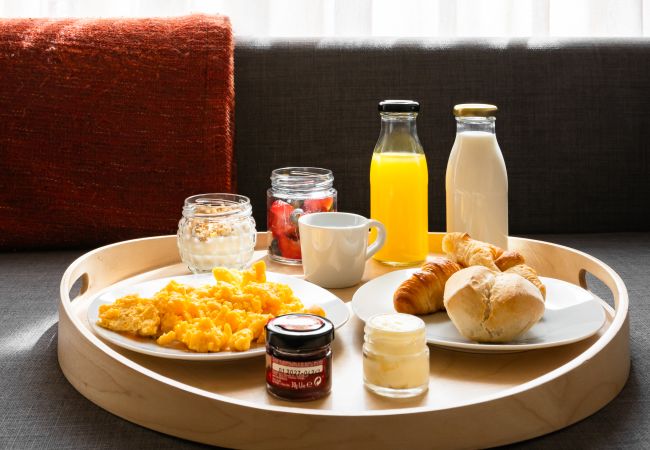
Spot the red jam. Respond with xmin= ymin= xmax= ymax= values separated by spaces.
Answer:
xmin=265 ymin=314 xmax=334 ymax=401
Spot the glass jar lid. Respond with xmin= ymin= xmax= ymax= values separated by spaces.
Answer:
xmin=270 ymin=167 xmax=334 ymax=192
xmin=182 ymin=193 xmax=252 ymax=218
xmin=453 ymin=103 xmax=498 ymax=117
xmin=266 ymin=313 xmax=334 ymax=351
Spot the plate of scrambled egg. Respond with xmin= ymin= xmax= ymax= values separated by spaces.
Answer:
xmin=87 ymin=261 xmax=349 ymax=361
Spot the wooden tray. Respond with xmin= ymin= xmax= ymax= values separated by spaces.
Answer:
xmin=58 ymin=233 xmax=629 ymax=449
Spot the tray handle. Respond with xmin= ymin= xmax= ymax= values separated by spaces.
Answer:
xmin=61 ymin=262 xmax=92 ymax=304
xmin=578 ymin=269 xmax=592 ymax=290
xmin=576 ymin=264 xmax=625 ymax=313
xmin=67 ymin=272 xmax=90 ymax=301
xmin=60 ymin=236 xmax=180 ymax=306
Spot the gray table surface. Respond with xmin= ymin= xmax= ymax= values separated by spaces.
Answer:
xmin=1 ymin=233 xmax=648 ymax=449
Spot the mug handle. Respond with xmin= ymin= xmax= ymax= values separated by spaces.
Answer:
xmin=365 ymin=219 xmax=387 ymax=260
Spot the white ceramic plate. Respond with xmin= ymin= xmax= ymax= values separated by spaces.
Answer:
xmin=88 ymin=272 xmax=349 ymax=361
xmin=351 ymin=269 xmax=606 ymax=352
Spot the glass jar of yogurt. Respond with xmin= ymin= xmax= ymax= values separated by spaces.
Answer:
xmin=178 ymin=193 xmax=256 ymax=272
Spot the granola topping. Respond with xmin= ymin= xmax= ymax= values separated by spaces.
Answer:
xmin=190 ymin=219 xmax=235 ymax=241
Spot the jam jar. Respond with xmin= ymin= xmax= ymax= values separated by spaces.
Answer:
xmin=267 ymin=167 xmax=337 ymax=264
xmin=177 ymin=193 xmax=256 ymax=273
xmin=265 ymin=313 xmax=334 ymax=401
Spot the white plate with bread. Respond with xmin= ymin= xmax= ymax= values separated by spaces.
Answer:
xmin=352 ymin=233 xmax=607 ymax=352
xmin=352 ymin=270 xmax=606 ymax=352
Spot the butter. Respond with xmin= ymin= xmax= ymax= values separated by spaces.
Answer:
xmin=363 ymin=313 xmax=429 ymax=398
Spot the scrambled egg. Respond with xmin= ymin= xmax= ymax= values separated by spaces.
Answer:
xmin=97 ymin=261 xmax=325 ymax=352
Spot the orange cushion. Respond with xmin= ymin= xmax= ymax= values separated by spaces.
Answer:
xmin=0 ymin=15 xmax=234 ymax=250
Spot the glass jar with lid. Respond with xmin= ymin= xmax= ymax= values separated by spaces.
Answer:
xmin=265 ymin=313 xmax=334 ymax=401
xmin=363 ymin=313 xmax=429 ymax=398
xmin=267 ymin=167 xmax=337 ymax=264
xmin=177 ymin=193 xmax=256 ymax=273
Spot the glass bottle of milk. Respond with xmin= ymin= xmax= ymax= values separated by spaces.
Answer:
xmin=445 ymin=104 xmax=508 ymax=249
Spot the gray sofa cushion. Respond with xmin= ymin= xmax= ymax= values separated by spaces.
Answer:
xmin=234 ymin=38 xmax=650 ymax=234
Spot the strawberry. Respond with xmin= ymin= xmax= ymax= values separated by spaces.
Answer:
xmin=268 ymin=200 xmax=296 ymax=238
xmin=303 ymin=197 xmax=334 ymax=213
xmin=278 ymin=236 xmax=301 ymax=259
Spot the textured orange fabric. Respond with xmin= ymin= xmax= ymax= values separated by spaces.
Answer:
xmin=0 ymin=15 xmax=235 ymax=250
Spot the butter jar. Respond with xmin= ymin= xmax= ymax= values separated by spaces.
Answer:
xmin=177 ymin=193 xmax=256 ymax=272
xmin=363 ymin=313 xmax=429 ymax=398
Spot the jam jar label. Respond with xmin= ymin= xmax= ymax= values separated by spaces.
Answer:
xmin=266 ymin=355 xmax=327 ymax=390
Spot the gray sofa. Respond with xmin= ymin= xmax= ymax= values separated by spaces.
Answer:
xmin=234 ymin=38 xmax=650 ymax=234
xmin=1 ymin=38 xmax=649 ymax=449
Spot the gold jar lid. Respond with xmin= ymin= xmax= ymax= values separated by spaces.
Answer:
xmin=453 ymin=103 xmax=498 ymax=117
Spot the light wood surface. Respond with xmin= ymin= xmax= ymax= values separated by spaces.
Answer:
xmin=58 ymin=233 xmax=630 ymax=449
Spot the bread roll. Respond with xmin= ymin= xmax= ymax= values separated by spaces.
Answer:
xmin=443 ymin=266 xmax=545 ymax=343
xmin=393 ymin=257 xmax=462 ymax=315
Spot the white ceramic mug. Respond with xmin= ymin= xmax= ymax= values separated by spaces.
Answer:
xmin=298 ymin=212 xmax=386 ymax=289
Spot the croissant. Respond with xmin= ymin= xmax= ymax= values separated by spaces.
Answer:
xmin=393 ymin=257 xmax=462 ymax=315
xmin=442 ymin=232 xmax=503 ymax=271
xmin=444 ymin=233 xmax=547 ymax=299
xmin=494 ymin=250 xmax=526 ymax=271
xmin=493 ymin=250 xmax=546 ymax=298
xmin=504 ymin=264 xmax=546 ymax=299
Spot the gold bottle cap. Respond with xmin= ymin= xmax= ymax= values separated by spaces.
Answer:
xmin=453 ymin=103 xmax=498 ymax=117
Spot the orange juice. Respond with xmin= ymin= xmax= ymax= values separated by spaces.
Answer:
xmin=370 ymin=152 xmax=428 ymax=265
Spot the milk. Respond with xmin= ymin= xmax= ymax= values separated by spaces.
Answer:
xmin=445 ymin=130 xmax=508 ymax=249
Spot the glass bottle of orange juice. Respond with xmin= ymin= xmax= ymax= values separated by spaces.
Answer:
xmin=370 ymin=100 xmax=428 ymax=265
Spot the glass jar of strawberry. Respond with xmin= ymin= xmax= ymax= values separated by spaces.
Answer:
xmin=267 ymin=167 xmax=337 ymax=264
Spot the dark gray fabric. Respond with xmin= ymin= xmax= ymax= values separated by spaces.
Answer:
xmin=0 ymin=251 xmax=211 ymax=450
xmin=234 ymin=38 xmax=650 ymax=234
xmin=0 ymin=233 xmax=648 ymax=448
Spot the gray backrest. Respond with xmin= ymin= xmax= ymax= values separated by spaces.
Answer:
xmin=234 ymin=38 xmax=650 ymax=234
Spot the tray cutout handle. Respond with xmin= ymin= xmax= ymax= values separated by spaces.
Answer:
xmin=68 ymin=272 xmax=90 ymax=302
xmin=579 ymin=268 xmax=615 ymax=309
xmin=578 ymin=268 xmax=589 ymax=289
